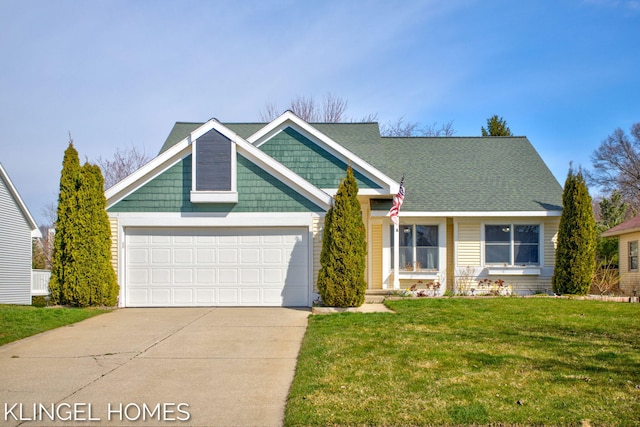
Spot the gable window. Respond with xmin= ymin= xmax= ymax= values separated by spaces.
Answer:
xmin=629 ymin=241 xmax=638 ymax=271
xmin=191 ymin=128 xmax=238 ymax=203
xmin=391 ymin=225 xmax=438 ymax=271
xmin=485 ymin=224 xmax=539 ymax=266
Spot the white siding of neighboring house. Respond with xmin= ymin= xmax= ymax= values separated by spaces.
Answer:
xmin=0 ymin=176 xmax=32 ymax=305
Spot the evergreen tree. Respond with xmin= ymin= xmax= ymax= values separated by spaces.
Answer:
xmin=596 ymin=190 xmax=628 ymax=265
xmin=78 ymin=163 xmax=119 ymax=305
xmin=49 ymin=142 xmax=83 ymax=305
xmin=317 ymin=166 xmax=367 ymax=307
xmin=49 ymin=141 xmax=119 ymax=306
xmin=481 ymin=115 xmax=513 ymax=136
xmin=552 ymin=167 xmax=597 ymax=295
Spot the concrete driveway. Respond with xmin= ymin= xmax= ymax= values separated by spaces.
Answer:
xmin=0 ymin=307 xmax=310 ymax=427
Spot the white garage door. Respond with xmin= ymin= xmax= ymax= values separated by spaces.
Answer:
xmin=125 ymin=227 xmax=309 ymax=307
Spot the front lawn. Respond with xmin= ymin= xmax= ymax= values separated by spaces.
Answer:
xmin=285 ymin=298 xmax=640 ymax=426
xmin=0 ymin=304 xmax=109 ymax=346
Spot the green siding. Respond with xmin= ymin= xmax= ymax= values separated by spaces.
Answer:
xmin=260 ymin=127 xmax=381 ymax=189
xmin=108 ymin=154 xmax=324 ymax=213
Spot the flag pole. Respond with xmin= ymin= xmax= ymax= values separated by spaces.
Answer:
xmin=392 ymin=174 xmax=404 ymax=290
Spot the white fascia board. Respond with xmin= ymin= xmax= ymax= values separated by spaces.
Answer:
xmin=105 ymin=140 xmax=190 ymax=209
xmin=248 ymin=110 xmax=398 ymax=194
xmin=370 ymin=210 xmax=563 ymax=218
xmin=0 ymin=163 xmax=41 ymax=234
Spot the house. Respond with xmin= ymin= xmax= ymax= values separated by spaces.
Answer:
xmin=602 ymin=214 xmax=640 ymax=296
xmin=0 ymin=163 xmax=42 ymax=304
xmin=105 ymin=111 xmax=563 ymax=307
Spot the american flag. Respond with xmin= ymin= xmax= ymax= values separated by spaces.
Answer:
xmin=389 ymin=177 xmax=405 ymax=225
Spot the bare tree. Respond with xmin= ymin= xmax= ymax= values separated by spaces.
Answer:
xmin=423 ymin=120 xmax=456 ymax=137
xmin=259 ymin=102 xmax=280 ymax=122
xmin=590 ymin=122 xmax=640 ymax=209
xmin=380 ymin=116 xmax=420 ymax=137
xmin=260 ymin=93 xmax=350 ymax=123
xmin=258 ymin=94 xmax=456 ymax=136
xmin=290 ymin=95 xmax=319 ymax=122
xmin=321 ymin=93 xmax=348 ymax=122
xmin=96 ymin=144 xmax=152 ymax=189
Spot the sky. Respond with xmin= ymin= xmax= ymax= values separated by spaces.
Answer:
xmin=1 ymin=0 xmax=639 ymax=226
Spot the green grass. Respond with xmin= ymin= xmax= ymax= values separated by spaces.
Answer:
xmin=0 ymin=304 xmax=109 ymax=346
xmin=285 ymin=298 xmax=640 ymax=426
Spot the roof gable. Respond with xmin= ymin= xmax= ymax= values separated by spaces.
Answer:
xmin=108 ymin=153 xmax=326 ymax=213
xmin=0 ymin=163 xmax=40 ymax=236
xmin=107 ymin=119 xmax=332 ymax=211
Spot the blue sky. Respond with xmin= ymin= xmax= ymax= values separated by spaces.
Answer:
xmin=1 ymin=0 xmax=639 ymax=226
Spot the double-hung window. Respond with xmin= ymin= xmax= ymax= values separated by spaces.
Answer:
xmin=629 ymin=241 xmax=638 ymax=271
xmin=485 ymin=224 xmax=540 ymax=266
xmin=391 ymin=225 xmax=438 ymax=271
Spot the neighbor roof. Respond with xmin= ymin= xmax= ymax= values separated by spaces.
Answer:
xmin=159 ymin=121 xmax=563 ymax=213
xmin=601 ymin=213 xmax=640 ymax=237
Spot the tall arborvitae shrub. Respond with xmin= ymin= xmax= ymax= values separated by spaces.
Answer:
xmin=50 ymin=142 xmax=119 ymax=306
xmin=78 ymin=163 xmax=119 ymax=306
xmin=552 ymin=167 xmax=597 ymax=295
xmin=49 ymin=142 xmax=83 ymax=305
xmin=317 ymin=166 xmax=367 ymax=307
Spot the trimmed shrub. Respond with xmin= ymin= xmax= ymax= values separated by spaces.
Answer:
xmin=317 ymin=167 xmax=367 ymax=307
xmin=552 ymin=168 xmax=597 ymax=295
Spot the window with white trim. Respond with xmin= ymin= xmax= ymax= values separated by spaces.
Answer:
xmin=391 ymin=224 xmax=438 ymax=271
xmin=629 ymin=241 xmax=638 ymax=271
xmin=485 ymin=224 xmax=540 ymax=266
xmin=190 ymin=128 xmax=238 ymax=203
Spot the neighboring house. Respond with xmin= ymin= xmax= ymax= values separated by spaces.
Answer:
xmin=602 ymin=214 xmax=640 ymax=296
xmin=105 ymin=111 xmax=563 ymax=307
xmin=0 ymin=163 xmax=42 ymax=304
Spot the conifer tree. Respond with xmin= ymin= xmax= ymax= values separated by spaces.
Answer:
xmin=481 ymin=115 xmax=513 ymax=136
xmin=317 ymin=166 xmax=367 ymax=307
xmin=552 ymin=167 xmax=597 ymax=295
xmin=49 ymin=142 xmax=83 ymax=305
xmin=78 ymin=163 xmax=119 ymax=305
xmin=49 ymin=141 xmax=119 ymax=306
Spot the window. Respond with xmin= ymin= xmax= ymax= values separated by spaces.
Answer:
xmin=391 ymin=225 xmax=438 ymax=271
xmin=190 ymin=128 xmax=238 ymax=203
xmin=629 ymin=241 xmax=638 ymax=271
xmin=485 ymin=224 xmax=539 ymax=266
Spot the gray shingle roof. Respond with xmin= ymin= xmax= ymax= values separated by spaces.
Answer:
xmin=159 ymin=122 xmax=563 ymax=213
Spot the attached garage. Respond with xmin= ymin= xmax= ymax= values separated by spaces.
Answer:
xmin=124 ymin=227 xmax=309 ymax=307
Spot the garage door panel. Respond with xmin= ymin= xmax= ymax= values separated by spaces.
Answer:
xmin=151 ymin=288 xmax=171 ymax=304
xmin=219 ymin=268 xmax=238 ymax=285
xmin=151 ymin=248 xmax=171 ymax=264
xmin=125 ymin=227 xmax=309 ymax=307
xmin=173 ymin=288 xmax=193 ymax=304
xmin=219 ymin=249 xmax=238 ymax=263
xmin=241 ymin=248 xmax=260 ymax=264
xmin=196 ymin=268 xmax=215 ymax=284
xmin=151 ymin=269 xmax=171 ymax=284
xmin=174 ymin=269 xmax=193 ymax=283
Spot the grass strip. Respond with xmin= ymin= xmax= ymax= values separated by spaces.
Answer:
xmin=0 ymin=304 xmax=109 ymax=346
